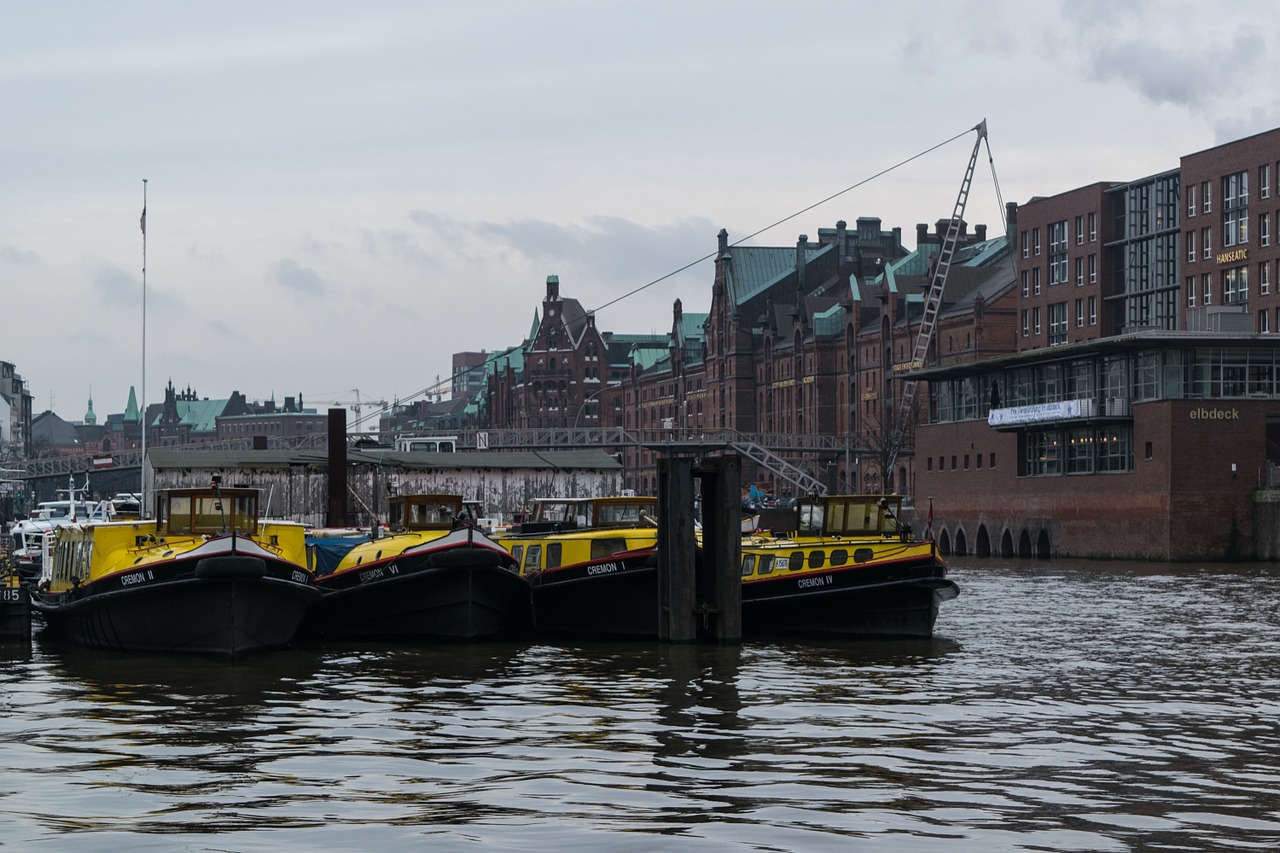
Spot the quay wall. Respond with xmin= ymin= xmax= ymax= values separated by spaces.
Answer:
xmin=918 ymin=400 xmax=1263 ymax=561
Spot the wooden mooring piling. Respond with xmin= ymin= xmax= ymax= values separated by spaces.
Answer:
xmin=656 ymin=453 xmax=741 ymax=643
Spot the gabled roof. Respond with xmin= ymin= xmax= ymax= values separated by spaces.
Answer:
xmin=629 ymin=342 xmax=670 ymax=372
xmin=812 ymin=302 xmax=847 ymax=337
xmin=724 ymin=243 xmax=834 ymax=307
xmin=555 ymin=296 xmax=591 ymax=347
xmin=858 ymin=235 xmax=1010 ymax=301
xmin=676 ymin=312 xmax=708 ymax=344
xmin=604 ymin=332 xmax=667 ymax=368
xmin=488 ymin=344 xmax=524 ymax=375
xmin=176 ymin=399 xmax=229 ymax=434
xmin=32 ymin=410 xmax=81 ymax=446
xmin=935 ymin=263 xmax=1018 ymax=321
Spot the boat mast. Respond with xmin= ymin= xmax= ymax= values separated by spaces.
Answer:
xmin=140 ymin=179 xmax=148 ymax=517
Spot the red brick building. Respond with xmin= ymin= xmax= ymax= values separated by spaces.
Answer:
xmin=487 ymin=275 xmax=662 ymax=435
xmin=916 ymin=127 xmax=1280 ymax=560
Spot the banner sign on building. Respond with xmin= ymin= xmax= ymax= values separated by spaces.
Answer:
xmin=988 ymin=399 xmax=1082 ymax=427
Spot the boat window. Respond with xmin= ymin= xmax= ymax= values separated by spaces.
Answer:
xmin=230 ymin=494 xmax=257 ymax=534
xmin=789 ymin=551 xmax=804 ymax=571
xmin=194 ymin=497 xmax=225 ymax=530
xmin=757 ymin=555 xmax=774 ymax=575
xmin=854 ymin=548 xmax=874 ymax=564
xmin=596 ymin=501 xmax=656 ymax=526
xmin=880 ymin=506 xmax=900 ymax=533
xmin=590 ymin=538 xmax=626 ymax=560
xmin=539 ymin=503 xmax=573 ymax=523
xmin=547 ymin=543 xmax=562 ymax=569
xmin=168 ymin=496 xmax=193 ymax=533
xmin=798 ymin=504 xmax=824 ymax=535
xmin=855 ymin=503 xmax=879 ymax=533
xmin=741 ymin=554 xmax=756 ymax=577
xmin=807 ymin=551 xmax=825 ymax=569
xmin=826 ymin=502 xmax=846 ymax=533
xmin=408 ymin=501 xmax=457 ymax=528
xmin=523 ymin=544 xmax=542 ymax=572
xmin=829 ymin=549 xmax=848 ymax=566
xmin=509 ymin=545 xmax=523 ymax=565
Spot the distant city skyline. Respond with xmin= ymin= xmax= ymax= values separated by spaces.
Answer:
xmin=3 ymin=1 xmax=1275 ymax=414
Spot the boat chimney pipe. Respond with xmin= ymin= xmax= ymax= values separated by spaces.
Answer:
xmin=327 ymin=408 xmax=348 ymax=527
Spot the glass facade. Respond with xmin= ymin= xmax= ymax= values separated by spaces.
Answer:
xmin=930 ymin=343 xmax=1280 ymax=477
xmin=1110 ymin=172 xmax=1181 ymax=331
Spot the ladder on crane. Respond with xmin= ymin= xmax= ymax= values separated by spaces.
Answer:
xmin=885 ymin=120 xmax=989 ymax=476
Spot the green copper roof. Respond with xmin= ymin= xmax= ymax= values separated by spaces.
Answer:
xmin=812 ymin=303 xmax=846 ymax=337
xmin=124 ymin=386 xmax=139 ymax=423
xmin=177 ymin=399 xmax=227 ymax=433
xmin=679 ymin=312 xmax=708 ymax=341
xmin=725 ymin=243 xmax=834 ymax=306
xmin=629 ymin=342 xmax=670 ymax=371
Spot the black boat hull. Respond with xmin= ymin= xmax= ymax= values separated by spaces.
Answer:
xmin=741 ymin=560 xmax=957 ymax=639
xmin=32 ymin=570 xmax=321 ymax=655
xmin=301 ymin=547 xmax=532 ymax=641
xmin=1 ymin=583 xmax=32 ymax=641
xmin=529 ymin=553 xmax=659 ymax=638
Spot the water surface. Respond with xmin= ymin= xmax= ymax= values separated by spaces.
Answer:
xmin=2 ymin=560 xmax=1278 ymax=851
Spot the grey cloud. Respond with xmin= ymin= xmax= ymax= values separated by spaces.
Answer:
xmin=270 ymin=258 xmax=328 ymax=296
xmin=93 ymin=263 xmax=183 ymax=313
xmin=1061 ymin=1 xmax=1265 ymax=112
xmin=92 ymin=265 xmax=141 ymax=303
xmin=1214 ymin=103 xmax=1280 ymax=146
xmin=403 ymin=210 xmax=720 ymax=310
xmin=0 ymin=244 xmax=39 ymax=265
xmin=440 ymin=213 xmax=716 ymax=284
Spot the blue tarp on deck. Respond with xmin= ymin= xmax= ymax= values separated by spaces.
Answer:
xmin=306 ymin=536 xmax=367 ymax=577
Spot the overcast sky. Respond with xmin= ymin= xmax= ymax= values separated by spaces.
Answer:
xmin=2 ymin=0 xmax=1276 ymax=426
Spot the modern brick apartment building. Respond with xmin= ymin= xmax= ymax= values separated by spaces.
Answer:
xmin=916 ymin=127 xmax=1280 ymax=560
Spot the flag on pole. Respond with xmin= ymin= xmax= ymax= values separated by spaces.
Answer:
xmin=140 ymin=205 xmax=146 ymax=235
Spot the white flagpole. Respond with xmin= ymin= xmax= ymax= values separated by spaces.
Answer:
xmin=141 ymin=179 xmax=148 ymax=517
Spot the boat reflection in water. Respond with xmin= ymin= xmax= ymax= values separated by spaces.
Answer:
xmin=30 ymin=481 xmax=319 ymax=656
xmin=300 ymin=494 xmax=530 ymax=642
xmin=740 ymin=494 xmax=958 ymax=638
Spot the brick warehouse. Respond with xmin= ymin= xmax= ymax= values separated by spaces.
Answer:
xmin=916 ymin=127 xmax=1280 ymax=560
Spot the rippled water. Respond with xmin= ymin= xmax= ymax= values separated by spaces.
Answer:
xmin=3 ymin=560 xmax=1280 ymax=851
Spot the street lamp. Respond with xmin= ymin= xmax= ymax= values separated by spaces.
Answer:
xmin=573 ymin=384 xmax=612 ymax=429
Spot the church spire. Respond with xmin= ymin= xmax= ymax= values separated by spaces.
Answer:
xmin=124 ymin=386 xmax=140 ymax=423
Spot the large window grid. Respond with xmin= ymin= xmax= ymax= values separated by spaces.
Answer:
xmin=1223 ymin=266 xmax=1249 ymax=305
xmin=1223 ymin=170 xmax=1249 ymax=247
xmin=1024 ymin=430 xmax=1062 ymax=476
xmin=934 ymin=347 xmax=1280 ymax=426
xmin=1133 ymin=352 xmax=1160 ymax=401
xmin=1049 ymin=302 xmax=1068 ymax=346
xmin=1049 ymin=221 xmax=1068 ymax=284
xmin=1023 ymin=426 xmax=1133 ymax=477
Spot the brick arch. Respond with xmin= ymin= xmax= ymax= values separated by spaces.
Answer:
xmin=976 ymin=524 xmax=991 ymax=557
